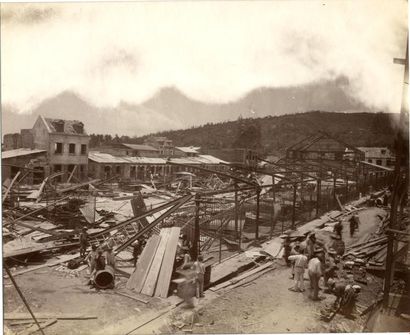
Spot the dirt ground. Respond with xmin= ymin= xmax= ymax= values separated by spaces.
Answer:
xmin=3 ymin=206 xmax=391 ymax=334
xmin=157 ymin=207 xmax=388 ymax=334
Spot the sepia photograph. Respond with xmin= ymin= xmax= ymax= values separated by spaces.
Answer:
xmin=1 ymin=0 xmax=409 ymax=334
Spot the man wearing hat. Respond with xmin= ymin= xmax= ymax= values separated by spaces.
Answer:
xmin=281 ymin=232 xmax=292 ymax=267
xmin=306 ymin=233 xmax=317 ymax=260
xmin=105 ymin=246 xmax=116 ymax=270
xmin=79 ymin=227 xmax=89 ymax=258
xmin=307 ymin=248 xmax=325 ymax=301
xmin=333 ymin=220 xmax=343 ymax=238
xmin=288 ymin=247 xmax=308 ymax=292
xmin=323 ymin=250 xmax=338 ymax=287
xmin=340 ymin=284 xmax=361 ymax=317
xmin=330 ymin=233 xmax=345 ymax=256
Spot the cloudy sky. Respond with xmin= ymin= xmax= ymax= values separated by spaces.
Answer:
xmin=1 ymin=1 xmax=408 ymax=119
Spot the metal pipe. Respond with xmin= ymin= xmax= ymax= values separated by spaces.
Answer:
xmin=94 ymin=265 xmax=115 ymax=289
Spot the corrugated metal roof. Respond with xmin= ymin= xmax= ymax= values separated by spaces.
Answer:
xmin=169 ymin=157 xmax=201 ymax=165
xmin=195 ymin=154 xmax=227 ymax=164
xmin=88 ymin=151 xmax=226 ymax=165
xmin=88 ymin=152 xmax=130 ymax=163
xmin=2 ymin=148 xmax=47 ymax=159
xmin=122 ymin=143 xmax=158 ymax=151
xmin=125 ymin=157 xmax=166 ymax=164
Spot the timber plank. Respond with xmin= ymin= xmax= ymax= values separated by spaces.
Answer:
xmin=155 ymin=227 xmax=181 ymax=298
xmin=19 ymin=318 xmax=57 ymax=335
xmin=210 ymin=261 xmax=273 ymax=291
xmin=141 ymin=229 xmax=171 ymax=296
xmin=127 ymin=234 xmax=161 ymax=292
xmin=5 ymin=313 xmax=97 ymax=320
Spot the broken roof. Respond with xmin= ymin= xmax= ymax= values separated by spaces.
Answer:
xmin=286 ymin=132 xmax=361 ymax=154
xmin=42 ymin=116 xmax=88 ymax=136
xmin=175 ymin=146 xmax=201 ymax=154
xmin=121 ymin=143 xmax=159 ymax=151
xmin=2 ymin=148 xmax=47 ymax=159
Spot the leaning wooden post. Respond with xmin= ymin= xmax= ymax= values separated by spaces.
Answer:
xmin=291 ymin=183 xmax=297 ymax=230
xmin=333 ymin=173 xmax=337 ymax=208
xmin=316 ymin=178 xmax=321 ymax=217
xmin=234 ymin=182 xmax=239 ymax=240
xmin=345 ymin=174 xmax=349 ymax=203
xmin=255 ymin=186 xmax=261 ymax=241
xmin=4 ymin=264 xmax=45 ymax=335
xmin=193 ymin=193 xmax=201 ymax=261
xmin=270 ymin=181 xmax=275 ymax=239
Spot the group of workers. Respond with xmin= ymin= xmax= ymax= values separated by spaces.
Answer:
xmin=282 ymin=215 xmax=361 ymax=317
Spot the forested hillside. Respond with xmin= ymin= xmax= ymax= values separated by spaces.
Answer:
xmin=90 ymin=111 xmax=396 ymax=155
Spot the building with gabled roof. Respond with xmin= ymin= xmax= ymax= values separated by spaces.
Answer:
xmin=357 ymin=147 xmax=395 ymax=168
xmin=31 ymin=116 xmax=90 ymax=181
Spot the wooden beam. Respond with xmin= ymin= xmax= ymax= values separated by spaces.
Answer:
xmin=67 ymin=165 xmax=78 ymax=183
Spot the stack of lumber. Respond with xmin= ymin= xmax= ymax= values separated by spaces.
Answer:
xmin=343 ymin=236 xmax=388 ymax=265
xmin=126 ymin=227 xmax=181 ymax=298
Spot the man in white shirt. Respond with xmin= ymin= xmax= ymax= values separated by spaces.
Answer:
xmin=288 ymin=252 xmax=308 ymax=292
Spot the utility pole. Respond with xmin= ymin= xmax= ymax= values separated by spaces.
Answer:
xmin=291 ymin=183 xmax=297 ymax=230
xmin=384 ymin=37 xmax=408 ymax=307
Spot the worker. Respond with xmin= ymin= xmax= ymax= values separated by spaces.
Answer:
xmin=180 ymin=251 xmax=192 ymax=270
xmin=181 ymin=234 xmax=191 ymax=254
xmin=288 ymin=249 xmax=308 ymax=292
xmin=333 ymin=220 xmax=343 ymax=238
xmin=340 ymin=284 xmax=361 ymax=317
xmin=85 ymin=244 xmax=98 ymax=275
xmin=349 ymin=215 xmax=359 ymax=237
xmin=323 ymin=250 xmax=338 ymax=287
xmin=281 ymin=232 xmax=292 ymax=267
xmin=132 ymin=240 xmax=142 ymax=267
xmin=289 ymin=242 xmax=301 ymax=279
xmin=306 ymin=233 xmax=317 ymax=260
xmin=105 ymin=247 xmax=116 ymax=270
xmin=330 ymin=233 xmax=345 ymax=256
xmin=308 ymin=249 xmax=325 ymax=301
xmin=95 ymin=249 xmax=106 ymax=271
xmin=79 ymin=227 xmax=89 ymax=258
xmin=327 ymin=278 xmax=347 ymax=307
xmin=193 ymin=255 xmax=206 ymax=298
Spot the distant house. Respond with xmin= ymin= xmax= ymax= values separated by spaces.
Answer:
xmin=143 ymin=136 xmax=174 ymax=156
xmin=3 ymin=129 xmax=34 ymax=151
xmin=285 ymin=132 xmax=364 ymax=162
xmin=357 ymin=147 xmax=395 ymax=167
xmin=31 ymin=116 xmax=90 ymax=181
